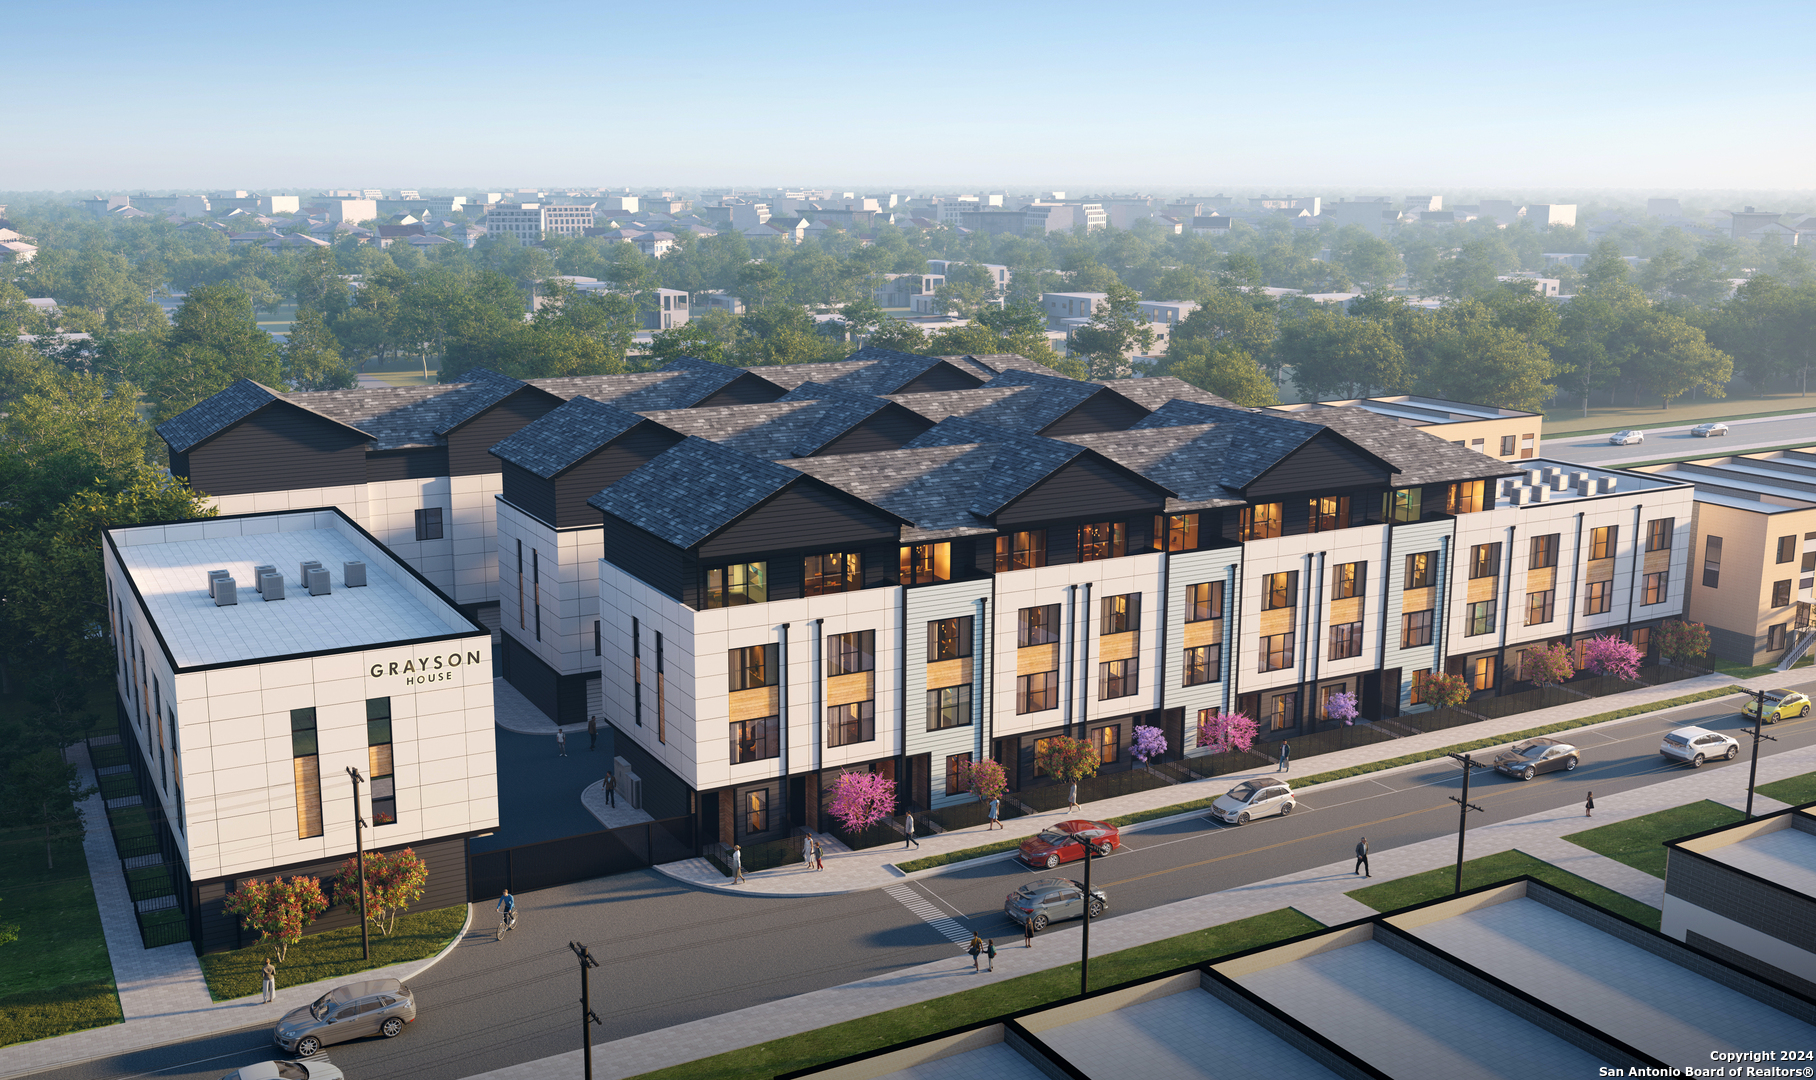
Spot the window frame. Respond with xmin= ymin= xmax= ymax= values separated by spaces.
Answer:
xmin=826 ymin=700 xmax=875 ymax=746
xmin=804 ymin=552 xmax=861 ymax=596
xmin=1239 ymin=503 xmax=1283 ymax=541
xmin=1703 ymin=536 xmax=1722 ymax=589
xmin=928 ymin=616 xmax=974 ymax=661
xmin=728 ymin=643 xmax=779 ymax=691
xmin=1186 ymin=581 xmax=1224 ymax=623
xmin=1077 ymin=521 xmax=1128 ymax=562
xmin=1262 ymin=570 xmax=1298 ymax=612
xmin=1642 ymin=571 xmax=1669 ymax=606
xmin=1099 ymin=657 xmax=1138 ymax=699
xmin=1530 ymin=533 xmax=1559 ymax=569
xmin=1100 ymin=592 xmax=1140 ymax=635
xmin=927 ymin=684 xmax=974 ymax=730
xmin=1526 ymin=589 xmax=1556 ymax=625
xmin=1308 ymin=495 xmax=1351 ymax=534
xmin=1328 ymin=621 xmax=1363 ymax=660
xmin=1331 ymin=562 xmax=1365 ymax=601
xmin=1401 ymin=609 xmax=1434 ymax=648
xmin=1259 ymin=631 xmax=1295 ymax=672
xmin=731 ymin=715 xmax=781 ymax=764
xmin=1183 ymin=644 xmax=1220 ymax=685
xmin=706 ymin=561 xmax=768 ymax=608
xmin=828 ymin=630 xmax=875 ymax=676
xmin=1016 ymin=669 xmax=1059 ymax=713
xmin=1589 ymin=525 xmax=1618 ymax=562
xmin=1646 ymin=518 xmax=1674 ymax=553
xmin=1584 ymin=579 xmax=1613 ymax=616
xmin=1405 ymin=551 xmax=1436 ymax=590
xmin=413 ymin=506 xmax=444 ymax=541
xmin=899 ymin=542 xmax=951 ymax=585
xmin=1469 ymin=542 xmax=1502 ymax=580
xmin=1152 ymin=513 xmax=1199 ymax=552
xmin=994 ymin=530 xmax=1047 ymax=572
xmin=1467 ymin=599 xmax=1497 ymax=636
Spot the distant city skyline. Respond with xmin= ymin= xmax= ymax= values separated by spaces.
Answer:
xmin=9 ymin=0 xmax=1812 ymax=192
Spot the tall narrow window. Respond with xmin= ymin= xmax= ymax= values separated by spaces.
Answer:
xmin=1589 ymin=525 xmax=1618 ymax=561
xmin=1268 ymin=693 xmax=1297 ymax=730
xmin=1643 ymin=571 xmax=1669 ymax=605
xmin=1646 ymin=519 xmax=1674 ymax=552
xmin=1094 ymin=724 xmax=1120 ymax=765
xmin=827 ymin=630 xmax=877 ymax=747
xmin=1410 ymin=669 xmax=1432 ymax=705
xmin=1239 ymin=503 xmax=1282 ymax=541
xmin=1702 ymin=536 xmax=1722 ymax=588
xmin=532 ymin=548 xmax=541 ymax=641
xmin=1530 ymin=534 xmax=1559 ymax=569
xmin=632 ymin=617 xmax=642 ymax=726
xmin=899 ymin=543 xmax=950 ymax=585
xmin=946 ymin=753 xmax=973 ymax=795
xmin=292 ymin=707 xmax=322 ymax=839
xmin=706 ymin=562 xmax=768 ymax=607
xmin=367 ymin=698 xmax=396 ymax=826
xmin=169 ymin=707 xmax=183 ymax=834
xmin=994 ymin=530 xmax=1047 ymax=572
xmin=1151 ymin=513 xmax=1199 ymax=552
xmin=1526 ymin=590 xmax=1556 ymax=625
xmin=656 ymin=632 xmax=665 ymax=743
xmin=1077 ymin=521 xmax=1127 ymax=562
xmin=804 ymin=552 xmax=861 ymax=595
xmin=1584 ymin=580 xmax=1613 ymax=615
xmin=1308 ymin=495 xmax=1350 ymax=533
xmin=1773 ymin=579 xmax=1793 ymax=608
xmin=1471 ymin=655 xmax=1496 ymax=692
xmin=1778 ymin=535 xmax=1798 ymax=564
xmin=594 ymin=620 xmax=601 ymax=656
xmin=516 ymin=539 xmax=524 ymax=629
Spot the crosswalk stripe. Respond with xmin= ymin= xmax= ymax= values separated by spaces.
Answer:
xmin=884 ymin=884 xmax=973 ymax=948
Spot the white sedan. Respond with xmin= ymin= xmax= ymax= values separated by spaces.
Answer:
xmin=222 ymin=1061 xmax=342 ymax=1080
xmin=1659 ymin=726 xmax=1739 ymax=767
xmin=1608 ymin=430 xmax=1646 ymax=445
xmin=1211 ymin=779 xmax=1296 ymax=825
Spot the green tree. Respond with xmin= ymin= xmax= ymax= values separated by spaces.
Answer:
xmin=1278 ymin=309 xmax=1408 ymax=400
xmin=1407 ymin=300 xmax=1555 ymax=412
xmin=1068 ymin=282 xmax=1155 ymax=379
xmin=1624 ymin=309 xmax=1731 ymax=408
xmin=1164 ymin=339 xmax=1278 ymax=406
xmin=144 ymin=284 xmax=282 ymax=422
xmin=646 ymin=310 xmax=739 ymax=367
xmin=5 ymin=749 xmax=96 ymax=869
xmin=1582 ymin=240 xmax=1631 ymax=290
xmin=282 ymin=307 xmax=356 ymax=391
xmin=1329 ymin=226 xmax=1405 ymax=289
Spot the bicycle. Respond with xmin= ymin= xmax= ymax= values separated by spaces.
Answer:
xmin=496 ymin=908 xmax=516 ymax=940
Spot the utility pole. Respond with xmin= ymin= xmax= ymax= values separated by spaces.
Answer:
xmin=1080 ymin=841 xmax=1093 ymax=997
xmin=346 ymin=766 xmax=369 ymax=960
xmin=1447 ymin=753 xmax=1487 ymax=895
xmin=1745 ymin=688 xmax=1778 ymax=819
xmin=569 ymin=942 xmax=602 ymax=1080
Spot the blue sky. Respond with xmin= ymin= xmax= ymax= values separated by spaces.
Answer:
xmin=7 ymin=0 xmax=1812 ymax=194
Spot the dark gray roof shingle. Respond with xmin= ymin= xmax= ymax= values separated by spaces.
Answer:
xmin=157 ymin=379 xmax=373 ymax=454
xmin=639 ymin=401 xmax=820 ymax=459
xmin=905 ymin=416 xmax=1093 ymax=517
xmin=783 ymin=444 xmax=997 ymax=540
xmin=433 ymin=369 xmax=530 ymax=434
xmin=588 ymin=437 xmax=804 ymax=550
xmin=488 ymin=396 xmax=648 ymax=478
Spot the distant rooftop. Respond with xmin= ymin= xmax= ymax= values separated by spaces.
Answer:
xmin=1273 ymin=394 xmax=1542 ymax=424
xmin=1633 ymin=447 xmax=1816 ymax=514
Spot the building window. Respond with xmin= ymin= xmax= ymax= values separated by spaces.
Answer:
xmin=731 ymin=716 xmax=780 ymax=764
xmin=1530 ymin=533 xmax=1559 ymax=569
xmin=594 ymin=620 xmax=601 ymax=657
xmin=1405 ymin=551 xmax=1436 ymax=589
xmin=1769 ymin=623 xmax=1789 ymax=652
xmin=1262 ymin=571 xmax=1298 ymax=611
xmin=1331 ymin=562 xmax=1365 ymax=600
xmin=1526 ymin=590 xmax=1556 ymax=625
xmin=1643 ymin=572 xmax=1669 ymax=606
xmin=928 ymin=616 xmax=974 ymax=661
xmin=1268 ymin=693 xmax=1298 ymax=730
xmin=532 ymin=548 xmax=540 ymax=641
xmin=900 ymin=542 xmax=950 ymax=585
xmin=829 ymin=630 xmax=875 ymax=675
xmin=1094 ymin=725 xmax=1120 ymax=765
xmin=707 ymin=561 xmax=768 ymax=607
xmin=1702 ymin=536 xmax=1722 ymax=588
xmin=1632 ymin=626 xmax=1652 ymax=656
xmin=1259 ymin=632 xmax=1295 ymax=672
xmin=1467 ymin=600 xmax=1497 ymax=636
xmin=995 ymin=530 xmax=1047 ymax=572
xmin=1773 ymin=579 xmax=1793 ymax=607
xmin=742 ymin=788 xmax=770 ymax=835
xmin=1018 ymin=604 xmax=1060 ymax=646
xmin=1470 ymin=543 xmax=1502 ymax=580
xmin=1152 ymin=513 xmax=1199 ymax=552
xmin=1239 ymin=503 xmax=1282 ymax=541
xmin=1402 ymin=609 xmax=1433 ymax=648
xmin=1410 ymin=669 xmax=1433 ymax=705
xmin=367 ymin=698 xmax=396 ymax=826
xmin=1017 ymin=670 xmax=1058 ymax=713
xmin=1308 ymin=495 xmax=1350 ymax=533
xmin=1329 ymin=622 xmax=1363 ymax=660
xmin=1778 ymin=535 xmax=1798 ymax=564
xmin=1647 ymin=519 xmax=1675 ymax=552
xmin=1446 ymin=480 xmax=1487 ymax=514
xmin=1319 ymin=682 xmax=1350 ymax=719
xmin=928 ymin=684 xmax=973 ymax=730
xmin=632 ymin=618 xmax=642 ymax=725
xmin=1471 ymin=656 xmax=1496 ymax=692
xmin=292 ymin=707 xmax=322 ymax=839
xmin=1187 ymin=581 xmax=1224 ymax=623
xmin=1584 ymin=580 xmax=1613 ymax=616
xmin=804 ymin=552 xmax=861 ymax=595
xmin=729 ymin=643 xmax=779 ymax=690
xmin=946 ymin=752 xmax=973 ymax=795
xmin=1384 ymin=488 xmax=1422 ymax=524
xmin=1099 ymin=658 xmax=1138 ymax=699
xmin=414 ymin=507 xmax=443 ymax=541
xmin=827 ymin=701 xmax=875 ymax=746
xmin=1101 ymin=593 xmax=1139 ymax=634
xmin=1078 ymin=521 xmax=1127 ymax=562
xmin=516 ymin=539 xmax=524 ymax=629
xmin=1183 ymin=644 xmax=1219 ymax=685
xmin=1589 ymin=525 xmax=1618 ymax=562
xmin=1500 ymin=435 xmax=1516 ymax=456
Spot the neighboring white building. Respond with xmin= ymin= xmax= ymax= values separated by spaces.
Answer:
xmin=484 ymin=203 xmax=596 ymax=241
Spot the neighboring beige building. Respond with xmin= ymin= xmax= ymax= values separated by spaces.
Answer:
xmin=1270 ymin=396 xmax=1543 ymax=464
xmin=1631 ymin=448 xmax=1816 ymax=666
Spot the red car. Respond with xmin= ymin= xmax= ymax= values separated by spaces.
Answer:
xmin=1019 ymin=819 xmax=1120 ymax=869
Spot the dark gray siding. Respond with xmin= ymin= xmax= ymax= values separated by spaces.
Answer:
xmin=896 ymin=363 xmax=985 ymax=393
xmin=501 ymin=631 xmax=594 ymax=725
xmin=501 ymin=461 xmax=559 ymax=526
xmin=815 ymin=407 xmax=935 ymax=456
xmin=183 ymin=403 xmax=369 ymax=496
xmin=697 ymin=482 xmax=900 ymax=562
xmin=446 ymin=389 xmax=564 ymax=476
xmin=366 ymin=446 xmax=450 ymax=482
xmin=1246 ymin=430 xmax=1392 ymax=498
xmin=995 ymin=456 xmax=1168 ymax=527
xmin=553 ymin=425 xmax=684 ymax=528
xmin=693 ymin=372 xmax=786 ymax=408
xmin=601 ymin=513 xmax=686 ymax=600
xmin=1040 ymin=390 xmax=1150 ymax=436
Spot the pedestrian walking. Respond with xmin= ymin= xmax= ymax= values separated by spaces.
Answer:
xmin=261 ymin=958 xmax=276 ymax=1003
xmin=588 ymin=715 xmax=598 ymax=751
xmin=605 ymin=770 xmax=617 ymax=807
xmin=985 ymin=939 xmax=996 ymax=972
xmin=803 ymin=832 xmax=816 ymax=868
xmin=968 ymin=934 xmax=983 ymax=972
xmin=904 ymin=810 xmax=921 ymax=848
xmin=1354 ymin=836 xmax=1370 ymax=877
xmin=812 ymin=837 xmax=824 ymax=870
xmin=1067 ymin=782 xmax=1079 ymax=812
xmin=987 ymin=796 xmax=1001 ymax=830
xmin=1278 ymin=742 xmax=1291 ymax=773
xmin=1585 ymin=791 xmax=1595 ymax=818
xmin=731 ymin=844 xmax=745 ymax=884
xmin=1023 ymin=917 xmax=1034 ymax=948
xmin=556 ymin=728 xmax=567 ymax=757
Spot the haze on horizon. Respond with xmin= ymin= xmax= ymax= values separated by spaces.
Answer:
xmin=8 ymin=0 xmax=1812 ymax=193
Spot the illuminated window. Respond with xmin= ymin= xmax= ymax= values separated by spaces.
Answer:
xmin=1471 ymin=656 xmax=1496 ymax=691
xmin=1077 ymin=521 xmax=1127 ymax=562
xmin=1099 ymin=658 xmax=1137 ymax=699
xmin=1262 ymin=571 xmax=1298 ymax=611
xmin=994 ymin=530 xmax=1047 ymax=572
xmin=1446 ymin=480 xmax=1487 ymax=514
xmin=1187 ymin=581 xmax=1224 ymax=622
xmin=1184 ymin=645 xmax=1219 ymax=685
xmin=1239 ymin=503 xmax=1282 ymax=541
xmin=1384 ymin=488 xmax=1422 ymax=524
xmin=1152 ymin=513 xmax=1199 ymax=552
xmin=1643 ymin=572 xmax=1669 ymax=606
xmin=804 ymin=552 xmax=860 ymax=595
xmin=1526 ymin=590 xmax=1555 ymax=625
xmin=366 ymin=698 xmax=396 ymax=826
xmin=900 ymin=543 xmax=950 ymax=585
xmin=1018 ymin=604 xmax=1060 ymax=646
xmin=1328 ymin=622 xmax=1362 ymax=659
xmin=706 ymin=561 xmax=768 ymax=607
xmin=1647 ymin=519 xmax=1674 ymax=553
xmin=1584 ymin=580 xmax=1613 ymax=615
xmin=1470 ymin=543 xmax=1502 ymax=580
xmin=1402 ymin=609 xmax=1433 ymax=648
xmin=1259 ymin=632 xmax=1295 ymax=672
xmin=1589 ymin=525 xmax=1618 ymax=562
xmin=928 ymin=616 xmax=974 ymax=660
xmin=1530 ymin=534 xmax=1559 ymax=569
xmin=1308 ymin=495 xmax=1350 ymax=533
xmin=1094 ymin=725 xmax=1120 ymax=764
xmin=728 ymin=644 xmax=778 ymax=690
xmin=1405 ymin=551 xmax=1436 ymax=589
xmin=1101 ymin=593 xmax=1139 ymax=634
xmin=1331 ymin=562 xmax=1365 ymax=600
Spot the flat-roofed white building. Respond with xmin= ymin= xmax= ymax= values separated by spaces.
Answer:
xmin=104 ymin=508 xmax=496 ymax=952
xmin=1664 ymin=804 xmax=1816 ymax=996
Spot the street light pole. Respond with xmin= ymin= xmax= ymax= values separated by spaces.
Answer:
xmin=1079 ymin=841 xmax=1092 ymax=997
xmin=569 ymin=942 xmax=602 ymax=1080
xmin=1745 ymin=688 xmax=1777 ymax=819
xmin=346 ymin=766 xmax=369 ymax=960
xmin=1447 ymin=753 xmax=1487 ymax=895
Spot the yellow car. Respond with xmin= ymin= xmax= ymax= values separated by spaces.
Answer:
xmin=1742 ymin=689 xmax=1812 ymax=724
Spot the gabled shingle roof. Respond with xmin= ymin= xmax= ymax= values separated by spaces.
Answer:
xmin=776 ymin=383 xmax=897 ymax=457
xmin=433 ymin=369 xmax=532 ymax=434
xmin=784 ymin=444 xmax=996 ymax=540
xmin=905 ymin=416 xmax=1095 ymax=517
xmin=588 ymin=437 xmax=806 ymax=550
xmin=1307 ymin=406 xmax=1519 ymax=486
xmin=1058 ymin=425 xmax=1244 ymax=510
xmin=1100 ymin=375 xmax=1239 ymax=412
xmin=156 ymin=379 xmax=373 ymax=454
xmin=488 ymin=396 xmax=647 ymax=478
xmin=639 ymin=401 xmax=819 ymax=459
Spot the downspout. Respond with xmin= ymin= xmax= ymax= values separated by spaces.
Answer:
xmin=1498 ymin=524 xmax=1517 ymax=692
xmin=1223 ymin=561 xmax=1240 ymax=717
xmin=1624 ymin=503 xmax=1643 ymax=629
xmin=810 ymin=619 xmax=823 ymax=774
xmin=1154 ymin=553 xmax=1170 ymax=720
xmin=1303 ymin=551 xmax=1323 ymax=724
xmin=1063 ymin=584 xmax=1077 ymax=736
xmin=897 ymin=586 xmax=908 ymax=762
xmin=1434 ymin=535 xmax=1452 ymax=676
xmin=1078 ymin=581 xmax=1093 ymax=738
xmin=778 ymin=622 xmax=790 ymax=781
xmin=1567 ymin=512 xmax=1585 ymax=643
xmin=973 ymin=597 xmax=987 ymax=769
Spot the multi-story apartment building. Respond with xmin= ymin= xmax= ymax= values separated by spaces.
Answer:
xmin=482 ymin=202 xmax=596 ymax=241
xmin=1270 ymin=396 xmax=1544 ymax=463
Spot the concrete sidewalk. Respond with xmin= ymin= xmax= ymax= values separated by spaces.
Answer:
xmin=467 ymin=689 xmax=1816 ymax=1080
xmin=654 ymin=671 xmax=1747 ymax=897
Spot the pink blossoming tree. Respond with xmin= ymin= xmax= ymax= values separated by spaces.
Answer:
xmin=956 ymin=758 xmax=1008 ymax=804
xmin=1583 ymin=634 xmax=1642 ymax=682
xmin=1196 ymin=711 xmax=1259 ymax=755
xmin=1323 ymin=691 xmax=1359 ymax=725
xmin=222 ymin=875 xmax=328 ymax=961
xmin=825 ymin=770 xmax=896 ymax=833
xmin=1131 ymin=725 xmax=1168 ymax=767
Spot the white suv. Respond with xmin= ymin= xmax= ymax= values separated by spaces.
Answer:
xmin=1211 ymin=779 xmax=1296 ymax=825
xmin=1659 ymin=725 xmax=1739 ymax=767
xmin=1608 ymin=430 xmax=1646 ymax=445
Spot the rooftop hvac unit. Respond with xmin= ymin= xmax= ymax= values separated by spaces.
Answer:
xmin=1598 ymin=476 xmax=1619 ymax=493
xmin=1513 ymin=487 xmax=1532 ymax=505
xmin=1534 ymin=485 xmax=1551 ymax=502
xmin=1575 ymin=478 xmax=1591 ymax=496
xmin=306 ymin=568 xmax=331 ymax=596
xmin=344 ymin=561 xmax=367 ymax=588
xmin=1551 ymin=473 xmax=1571 ymax=491
xmin=254 ymin=565 xmax=276 ymax=593
xmin=261 ymin=572 xmax=286 ymax=601
xmin=214 ymin=576 xmax=238 ymax=606
xmin=299 ymin=560 xmax=323 ymax=583
xmin=207 ymin=569 xmax=231 ymax=597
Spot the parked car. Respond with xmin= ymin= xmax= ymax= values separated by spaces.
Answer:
xmin=1608 ymin=430 xmax=1646 ymax=445
xmin=1690 ymin=423 xmax=1729 ymax=438
xmin=1492 ymin=737 xmax=1580 ymax=780
xmin=1210 ymin=779 xmax=1296 ymax=825
xmin=222 ymin=1062 xmax=342 ymax=1080
xmin=1018 ymin=819 xmax=1120 ymax=869
xmin=1742 ymin=689 xmax=1812 ymax=724
xmin=1660 ymin=725 xmax=1740 ymax=767
xmin=1003 ymin=876 xmax=1107 ymax=930
xmin=275 ymin=978 xmax=415 ymax=1056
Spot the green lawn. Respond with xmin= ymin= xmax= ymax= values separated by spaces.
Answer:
xmin=1760 ymin=769 xmax=1816 ymax=807
xmin=627 ymin=907 xmax=1321 ymax=1080
xmin=1347 ymin=849 xmax=1662 ymax=930
xmin=199 ymin=904 xmax=468 ymax=1001
xmin=1542 ymin=392 xmax=1816 ymax=435
xmin=1711 ymin=656 xmax=1815 ymax=680
xmin=0 ymin=827 xmax=121 ymax=1048
xmin=1564 ymin=800 xmax=1745 ymax=879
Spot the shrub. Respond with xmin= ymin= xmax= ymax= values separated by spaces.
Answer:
xmin=1583 ymin=634 xmax=1642 ymax=682
xmin=222 ymin=876 xmax=328 ymax=962
xmin=1525 ymin=642 xmax=1575 ymax=688
xmin=1033 ymin=735 xmax=1100 ymax=786
xmin=333 ymin=848 xmax=428 ymax=937
xmin=826 ymin=770 xmax=895 ymax=833
xmin=1195 ymin=710 xmax=1258 ymax=755
xmin=1131 ymin=725 xmax=1168 ymax=763
xmin=1427 ymin=672 xmax=1472 ymax=709
xmin=955 ymin=758 xmax=1007 ymax=804
xmin=1658 ymin=620 xmax=1711 ymax=662
xmin=1323 ymin=691 xmax=1359 ymax=725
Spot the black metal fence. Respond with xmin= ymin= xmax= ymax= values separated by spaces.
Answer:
xmin=88 ymin=729 xmax=191 ymax=949
xmin=467 ymin=815 xmax=696 ymax=902
xmin=1399 ymin=660 xmax=1719 ymax=735
xmin=1016 ymin=765 xmax=1176 ymax=814
xmin=928 ymin=797 xmax=1024 ymax=833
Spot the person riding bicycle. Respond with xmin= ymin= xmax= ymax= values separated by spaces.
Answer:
xmin=497 ymin=890 xmax=516 ymax=928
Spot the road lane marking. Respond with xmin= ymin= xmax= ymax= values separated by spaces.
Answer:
xmin=884 ymin=884 xmax=973 ymax=947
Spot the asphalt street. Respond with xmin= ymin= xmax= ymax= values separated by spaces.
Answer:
xmin=1543 ymin=410 xmax=1816 ymax=466
xmin=32 ymin=676 xmax=1816 ymax=1080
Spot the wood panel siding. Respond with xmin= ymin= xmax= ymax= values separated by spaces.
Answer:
xmin=1098 ymin=631 xmax=1139 ymax=662
xmin=927 ymin=657 xmax=973 ymax=689
xmin=1329 ymin=597 xmax=1363 ymax=625
xmin=1402 ymin=586 xmax=1435 ymax=612
xmin=553 ymin=425 xmax=685 ymax=528
xmin=693 ymin=372 xmax=786 ymax=408
xmin=1527 ymin=567 xmax=1556 ymax=593
xmin=1466 ymin=576 xmax=1498 ymax=604
xmin=814 ymin=407 xmax=936 ymax=456
xmin=368 ymin=743 xmax=393 ymax=779
xmin=446 ymin=388 xmax=564 ymax=477
xmin=1018 ymin=643 xmax=1060 ymax=674
xmin=501 ymin=461 xmax=558 ymax=526
xmin=1040 ymin=390 xmax=1151 ymax=436
xmin=1258 ymin=608 xmax=1296 ymax=637
xmin=366 ymin=446 xmax=450 ymax=483
xmin=896 ymin=363 xmax=986 ymax=394
xmin=600 ymin=514 xmax=686 ymax=600
xmin=1587 ymin=558 xmax=1616 ymax=584
xmin=1182 ymin=620 xmax=1223 ymax=649
xmin=697 ymin=481 xmax=900 ymax=561
xmin=826 ymin=672 xmax=874 ymax=708
xmin=995 ymin=455 xmax=1168 ymax=526
xmin=182 ymin=403 xmax=369 ymax=496
xmin=1244 ymin=429 xmax=1393 ymax=499
xmin=729 ymin=686 xmax=780 ymax=722
xmin=294 ymin=756 xmax=321 ymax=838
xmin=1644 ymin=549 xmax=1672 ymax=574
